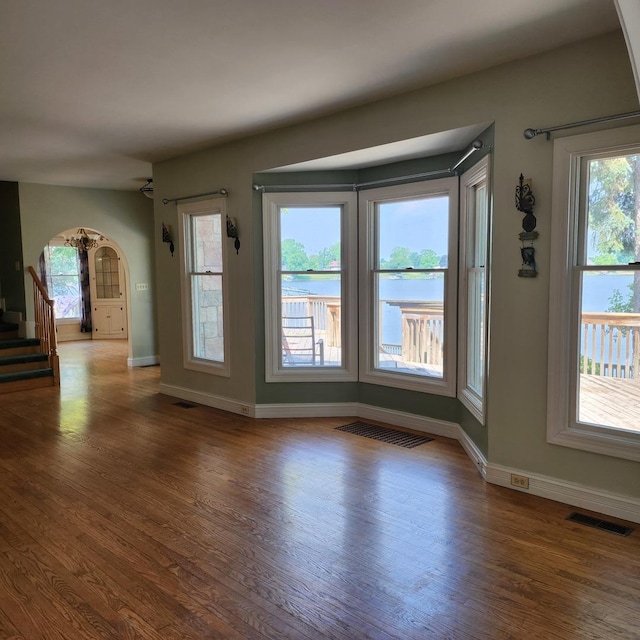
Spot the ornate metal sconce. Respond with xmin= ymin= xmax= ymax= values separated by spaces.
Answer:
xmin=226 ymin=215 xmax=240 ymax=254
xmin=515 ymin=174 xmax=538 ymax=277
xmin=162 ymin=222 xmax=174 ymax=257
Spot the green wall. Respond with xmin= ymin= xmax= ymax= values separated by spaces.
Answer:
xmin=154 ymin=32 xmax=640 ymax=498
xmin=0 ymin=181 xmax=26 ymax=315
xmin=17 ymin=183 xmax=157 ymax=362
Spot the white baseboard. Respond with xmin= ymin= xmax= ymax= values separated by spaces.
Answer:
xmin=255 ymin=402 xmax=359 ymax=419
xmin=155 ymin=386 xmax=638 ymax=524
xmin=159 ymin=382 xmax=252 ymax=416
xmin=128 ymin=355 xmax=159 ymax=367
xmin=486 ymin=463 xmax=640 ymax=524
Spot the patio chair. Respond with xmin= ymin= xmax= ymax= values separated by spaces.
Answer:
xmin=282 ymin=316 xmax=324 ymax=365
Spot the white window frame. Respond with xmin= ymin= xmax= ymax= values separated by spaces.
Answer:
xmin=458 ymin=156 xmax=490 ymax=423
xmin=548 ymin=125 xmax=640 ymax=462
xmin=44 ymin=242 xmax=82 ymax=323
xmin=358 ymin=178 xmax=459 ymax=396
xmin=179 ymin=197 xmax=230 ymax=377
xmin=262 ymin=191 xmax=358 ymax=382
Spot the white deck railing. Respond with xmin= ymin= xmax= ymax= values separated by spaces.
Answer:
xmin=581 ymin=312 xmax=640 ymax=379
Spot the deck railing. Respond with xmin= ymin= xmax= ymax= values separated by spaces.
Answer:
xmin=282 ymin=297 xmax=640 ymax=378
xmin=282 ymin=295 xmax=341 ymax=346
xmin=27 ymin=266 xmax=60 ymax=384
xmin=581 ymin=312 xmax=640 ymax=379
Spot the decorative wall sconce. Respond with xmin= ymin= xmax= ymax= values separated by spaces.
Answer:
xmin=226 ymin=215 xmax=240 ymax=254
xmin=162 ymin=222 xmax=175 ymax=257
xmin=515 ymin=174 xmax=538 ymax=277
xmin=140 ymin=178 xmax=154 ymax=199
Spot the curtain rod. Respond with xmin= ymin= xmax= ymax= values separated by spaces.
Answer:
xmin=253 ymin=140 xmax=484 ymax=192
xmin=523 ymin=110 xmax=640 ymax=140
xmin=162 ymin=188 xmax=228 ymax=205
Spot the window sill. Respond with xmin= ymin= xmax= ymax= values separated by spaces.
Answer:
xmin=548 ymin=424 xmax=640 ymax=463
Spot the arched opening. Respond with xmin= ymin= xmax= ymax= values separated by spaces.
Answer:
xmin=38 ymin=227 xmax=132 ymax=357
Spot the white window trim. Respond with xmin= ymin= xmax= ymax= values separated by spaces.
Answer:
xmin=178 ymin=197 xmax=230 ymax=377
xmin=458 ymin=155 xmax=490 ymax=423
xmin=358 ymin=177 xmax=459 ymax=396
xmin=548 ymin=125 xmax=640 ymax=462
xmin=45 ymin=242 xmax=82 ymax=321
xmin=262 ymin=191 xmax=358 ymax=382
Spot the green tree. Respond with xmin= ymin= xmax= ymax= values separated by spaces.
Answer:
xmin=309 ymin=242 xmax=341 ymax=270
xmin=417 ymin=249 xmax=439 ymax=269
xmin=590 ymin=155 xmax=640 ymax=313
xmin=591 ymin=155 xmax=640 ymax=377
xmin=48 ymin=246 xmax=78 ymax=275
xmin=384 ymin=246 xmax=414 ymax=269
xmin=281 ymin=239 xmax=309 ymax=271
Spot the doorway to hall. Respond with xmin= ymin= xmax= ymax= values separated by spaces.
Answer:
xmin=39 ymin=229 xmax=129 ymax=345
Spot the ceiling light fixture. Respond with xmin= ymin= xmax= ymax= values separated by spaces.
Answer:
xmin=64 ymin=228 xmax=104 ymax=252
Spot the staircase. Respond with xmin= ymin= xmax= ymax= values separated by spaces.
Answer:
xmin=0 ymin=337 xmax=56 ymax=393
xmin=0 ymin=267 xmax=60 ymax=393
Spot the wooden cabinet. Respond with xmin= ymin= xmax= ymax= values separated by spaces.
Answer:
xmin=92 ymin=305 xmax=125 ymax=337
xmin=90 ymin=245 xmax=128 ymax=339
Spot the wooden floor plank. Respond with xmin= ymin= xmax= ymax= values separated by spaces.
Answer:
xmin=0 ymin=339 xmax=638 ymax=639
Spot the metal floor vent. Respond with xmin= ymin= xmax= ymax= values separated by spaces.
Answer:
xmin=173 ymin=401 xmax=197 ymax=409
xmin=336 ymin=422 xmax=433 ymax=448
xmin=567 ymin=512 xmax=633 ymax=537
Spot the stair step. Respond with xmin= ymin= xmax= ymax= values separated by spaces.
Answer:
xmin=0 ymin=338 xmax=41 ymax=357
xmin=0 ymin=353 xmax=49 ymax=374
xmin=0 ymin=368 xmax=55 ymax=394
xmin=0 ymin=338 xmax=40 ymax=350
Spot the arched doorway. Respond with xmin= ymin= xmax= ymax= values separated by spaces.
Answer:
xmin=39 ymin=228 xmax=131 ymax=348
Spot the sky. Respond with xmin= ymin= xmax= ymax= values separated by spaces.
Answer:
xmin=280 ymin=196 xmax=450 ymax=259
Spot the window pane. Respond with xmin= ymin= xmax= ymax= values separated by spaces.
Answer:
xmin=472 ymin=185 xmax=488 ymax=267
xmin=586 ymin=154 xmax=640 ymax=266
xmin=281 ymin=273 xmax=340 ymax=367
xmin=193 ymin=214 xmax=222 ymax=272
xmin=577 ymin=270 xmax=640 ymax=432
xmin=466 ymin=269 xmax=485 ymax=395
xmin=374 ymin=272 xmax=445 ymax=378
xmin=47 ymin=246 xmax=81 ymax=319
xmin=280 ymin=206 xmax=341 ymax=272
xmin=378 ymin=196 xmax=448 ymax=268
xmin=49 ymin=246 xmax=78 ymax=275
xmin=192 ymin=274 xmax=224 ymax=361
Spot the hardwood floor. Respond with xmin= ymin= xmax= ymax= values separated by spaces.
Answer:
xmin=0 ymin=340 xmax=638 ymax=639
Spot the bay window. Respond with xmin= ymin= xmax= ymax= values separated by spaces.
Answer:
xmin=262 ymin=191 xmax=358 ymax=382
xmin=458 ymin=157 xmax=490 ymax=422
xmin=359 ymin=178 xmax=459 ymax=395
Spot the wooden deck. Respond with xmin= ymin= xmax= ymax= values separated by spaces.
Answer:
xmin=580 ymin=375 xmax=640 ymax=432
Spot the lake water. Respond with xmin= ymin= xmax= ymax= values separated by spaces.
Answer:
xmin=284 ymin=273 xmax=635 ymax=348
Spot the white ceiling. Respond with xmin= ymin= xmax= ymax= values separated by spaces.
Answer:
xmin=0 ymin=0 xmax=621 ymax=191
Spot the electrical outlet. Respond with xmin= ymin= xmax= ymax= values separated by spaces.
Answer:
xmin=240 ymin=406 xmax=250 ymax=416
xmin=510 ymin=473 xmax=530 ymax=490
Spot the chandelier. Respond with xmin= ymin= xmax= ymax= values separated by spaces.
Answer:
xmin=64 ymin=228 xmax=104 ymax=252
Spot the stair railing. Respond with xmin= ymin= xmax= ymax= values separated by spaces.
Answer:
xmin=27 ymin=266 xmax=60 ymax=385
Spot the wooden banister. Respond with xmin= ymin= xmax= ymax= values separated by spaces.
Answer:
xmin=27 ymin=266 xmax=60 ymax=385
